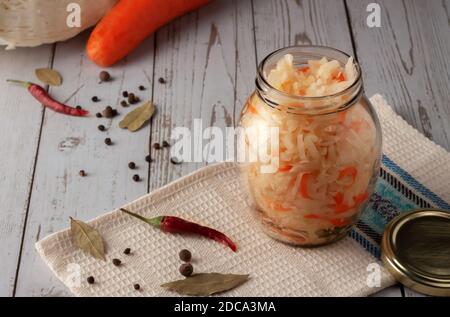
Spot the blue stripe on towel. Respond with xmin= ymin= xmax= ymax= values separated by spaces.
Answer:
xmin=350 ymin=154 xmax=449 ymax=259
xmin=381 ymin=155 xmax=450 ymax=209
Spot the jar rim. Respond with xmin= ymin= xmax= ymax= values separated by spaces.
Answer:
xmin=257 ymin=45 xmax=362 ymax=102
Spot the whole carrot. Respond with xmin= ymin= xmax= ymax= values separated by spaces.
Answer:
xmin=87 ymin=0 xmax=210 ymax=67
xmin=7 ymin=80 xmax=89 ymax=117
xmin=121 ymin=208 xmax=237 ymax=252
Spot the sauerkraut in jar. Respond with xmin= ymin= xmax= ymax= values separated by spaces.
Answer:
xmin=239 ymin=46 xmax=381 ymax=246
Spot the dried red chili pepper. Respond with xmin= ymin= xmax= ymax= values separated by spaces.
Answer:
xmin=120 ymin=208 xmax=237 ymax=252
xmin=7 ymin=80 xmax=89 ymax=117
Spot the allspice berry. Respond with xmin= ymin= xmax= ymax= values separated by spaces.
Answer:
xmin=99 ymin=71 xmax=111 ymax=82
xmin=179 ymin=263 xmax=193 ymax=277
xmin=179 ymin=249 xmax=192 ymax=262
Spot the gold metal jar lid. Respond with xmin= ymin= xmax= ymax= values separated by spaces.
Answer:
xmin=381 ymin=209 xmax=450 ymax=296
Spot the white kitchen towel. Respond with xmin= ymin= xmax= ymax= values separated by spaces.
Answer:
xmin=36 ymin=94 xmax=450 ymax=297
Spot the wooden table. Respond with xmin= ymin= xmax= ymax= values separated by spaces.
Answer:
xmin=1 ymin=0 xmax=448 ymax=297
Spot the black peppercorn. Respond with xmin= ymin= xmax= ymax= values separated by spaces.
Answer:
xmin=112 ymin=258 xmax=121 ymax=266
xmin=122 ymin=91 xmax=128 ymax=98
xmin=158 ymin=77 xmax=166 ymax=84
xmin=120 ymin=100 xmax=128 ymax=107
xmin=133 ymin=284 xmax=140 ymax=290
xmin=105 ymin=138 xmax=112 ymax=146
xmin=92 ymin=96 xmax=99 ymax=102
xmin=123 ymin=248 xmax=131 ymax=255
xmin=132 ymin=174 xmax=140 ymax=182
xmin=79 ymin=170 xmax=86 ymax=177
xmin=112 ymin=109 xmax=118 ymax=117
xmin=87 ymin=276 xmax=95 ymax=284
xmin=128 ymin=162 xmax=136 ymax=169
xmin=145 ymin=154 xmax=152 ymax=163
xmin=76 ymin=105 xmax=82 ymax=110
xmin=153 ymin=142 xmax=161 ymax=150
xmin=99 ymin=71 xmax=111 ymax=82
xmin=98 ymin=125 xmax=105 ymax=131
xmin=138 ymin=85 xmax=145 ymax=91
xmin=179 ymin=249 xmax=192 ymax=262
xmin=179 ymin=263 xmax=193 ymax=277
xmin=162 ymin=140 xmax=170 ymax=147
xmin=96 ymin=112 xmax=102 ymax=118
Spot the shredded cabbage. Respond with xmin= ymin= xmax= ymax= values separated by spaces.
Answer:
xmin=240 ymin=54 xmax=379 ymax=245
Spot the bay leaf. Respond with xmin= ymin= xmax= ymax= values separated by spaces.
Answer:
xmin=119 ymin=101 xmax=155 ymax=132
xmin=70 ymin=217 xmax=106 ymax=261
xmin=161 ymin=273 xmax=249 ymax=296
xmin=35 ymin=68 xmax=63 ymax=86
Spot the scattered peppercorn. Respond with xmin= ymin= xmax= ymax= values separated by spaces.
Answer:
xmin=105 ymin=138 xmax=112 ymax=146
xmin=179 ymin=263 xmax=193 ymax=277
xmin=79 ymin=170 xmax=86 ymax=177
xmin=153 ymin=142 xmax=161 ymax=150
xmin=87 ymin=276 xmax=95 ymax=284
xmin=162 ymin=140 xmax=170 ymax=147
xmin=128 ymin=162 xmax=136 ymax=169
xmin=120 ymin=100 xmax=128 ymax=107
xmin=112 ymin=109 xmax=118 ymax=117
xmin=170 ymin=157 xmax=182 ymax=165
xmin=123 ymin=248 xmax=131 ymax=255
xmin=98 ymin=124 xmax=105 ymax=131
xmin=145 ymin=154 xmax=152 ymax=163
xmin=102 ymin=106 xmax=114 ymax=118
xmin=122 ymin=91 xmax=129 ymax=98
xmin=92 ymin=96 xmax=99 ymax=102
xmin=132 ymin=174 xmax=140 ymax=182
xmin=133 ymin=284 xmax=140 ymax=290
xmin=158 ymin=77 xmax=166 ymax=84
xmin=76 ymin=105 xmax=82 ymax=110
xmin=96 ymin=112 xmax=102 ymax=118
xmin=112 ymin=258 xmax=121 ymax=266
xmin=139 ymin=85 xmax=145 ymax=91
xmin=128 ymin=93 xmax=137 ymax=104
xmin=99 ymin=71 xmax=111 ymax=82
xmin=179 ymin=249 xmax=192 ymax=262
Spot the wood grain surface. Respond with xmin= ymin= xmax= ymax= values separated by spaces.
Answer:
xmin=0 ymin=0 xmax=447 ymax=297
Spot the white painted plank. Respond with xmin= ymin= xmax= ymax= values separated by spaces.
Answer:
xmin=0 ymin=45 xmax=54 ymax=296
xmin=252 ymin=0 xmax=354 ymax=63
xmin=14 ymin=30 xmax=155 ymax=296
xmin=149 ymin=0 xmax=255 ymax=190
xmin=347 ymin=0 xmax=450 ymax=150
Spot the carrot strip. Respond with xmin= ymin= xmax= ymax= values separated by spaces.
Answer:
xmin=278 ymin=165 xmax=293 ymax=172
xmin=297 ymin=66 xmax=310 ymax=73
xmin=247 ymin=102 xmax=258 ymax=114
xmin=298 ymin=173 xmax=311 ymax=199
xmin=338 ymin=166 xmax=358 ymax=185
xmin=337 ymin=110 xmax=347 ymax=123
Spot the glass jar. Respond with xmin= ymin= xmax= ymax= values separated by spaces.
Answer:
xmin=239 ymin=46 xmax=382 ymax=246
